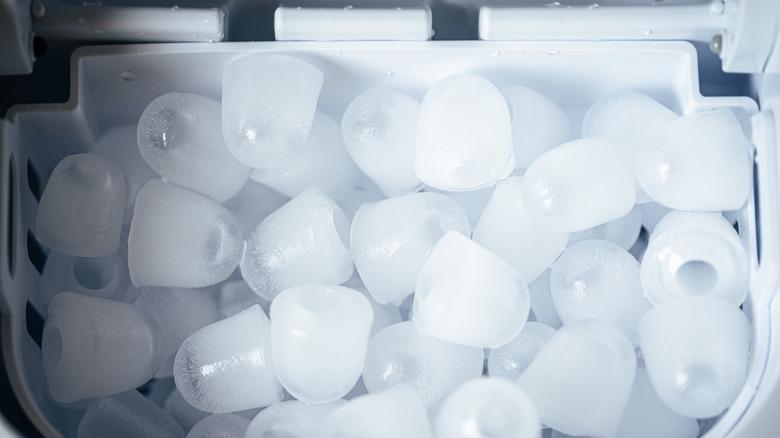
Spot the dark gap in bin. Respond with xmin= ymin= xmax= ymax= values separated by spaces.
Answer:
xmin=6 ymin=156 xmax=15 ymax=276
xmin=26 ymin=229 xmax=48 ymax=275
xmin=26 ymin=159 xmax=43 ymax=202
xmin=25 ymin=301 xmax=44 ymax=348
xmin=0 ymin=320 xmax=45 ymax=438
xmin=753 ymin=159 xmax=762 ymax=265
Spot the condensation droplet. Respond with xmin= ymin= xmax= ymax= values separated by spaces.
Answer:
xmin=170 ymin=5 xmax=179 ymax=11
xmin=384 ymin=71 xmax=394 ymax=77
xmin=588 ymin=2 xmax=599 ymax=9
xmin=119 ymin=71 xmax=135 ymax=81
xmin=344 ymin=5 xmax=353 ymax=10
xmin=78 ymin=17 xmax=86 ymax=25
xmin=546 ymin=49 xmax=560 ymax=55
xmin=336 ymin=52 xmax=342 ymax=56
xmin=545 ymin=1 xmax=562 ymax=7
xmin=93 ymin=27 xmax=104 ymax=34
xmin=640 ymin=29 xmax=652 ymax=36
xmin=490 ymin=51 xmax=500 ymax=57
xmin=652 ymin=0 xmax=666 ymax=5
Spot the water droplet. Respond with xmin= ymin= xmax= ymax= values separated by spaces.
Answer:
xmin=588 ymin=2 xmax=599 ymax=9
xmin=93 ymin=27 xmax=104 ymax=34
xmin=336 ymin=52 xmax=342 ymax=56
xmin=77 ymin=17 xmax=86 ymax=25
xmin=490 ymin=51 xmax=500 ymax=57
xmin=652 ymin=0 xmax=666 ymax=5
xmin=344 ymin=5 xmax=353 ymax=10
xmin=384 ymin=71 xmax=394 ymax=77
xmin=710 ymin=34 xmax=723 ymax=55
xmin=203 ymin=19 xmax=210 ymax=23
xmin=640 ymin=29 xmax=652 ymax=36
xmin=396 ymin=7 xmax=402 ymax=11
xmin=546 ymin=49 xmax=560 ymax=55
xmin=32 ymin=2 xmax=46 ymax=18
xmin=710 ymin=1 xmax=725 ymax=14
xmin=170 ymin=5 xmax=179 ymax=11
xmin=119 ymin=71 xmax=135 ymax=81
xmin=545 ymin=1 xmax=562 ymax=7
xmin=296 ymin=6 xmax=301 ymax=10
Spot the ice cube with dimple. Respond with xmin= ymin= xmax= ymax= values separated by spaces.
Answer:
xmin=36 ymin=153 xmax=125 ymax=257
xmin=128 ymin=180 xmax=243 ymax=288
xmin=341 ymin=87 xmax=422 ymax=196
xmin=221 ymin=179 xmax=290 ymax=238
xmin=134 ymin=287 xmax=220 ymax=378
xmin=351 ymin=192 xmax=470 ymax=305
xmin=222 ymin=54 xmax=323 ymax=169
xmin=218 ymin=280 xmax=270 ymax=318
xmin=270 ymin=284 xmax=373 ymax=404
xmin=527 ymin=270 xmax=562 ymax=329
xmin=503 ymin=85 xmax=571 ymax=170
xmin=137 ymin=92 xmax=251 ymax=202
xmin=638 ymin=296 xmax=750 ymax=419
xmin=187 ymin=414 xmax=250 ymax=438
xmin=413 ymin=231 xmax=530 ymax=348
xmin=582 ymin=91 xmax=678 ymax=204
xmin=319 ymin=384 xmax=432 ymax=438
xmin=173 ymin=305 xmax=283 ymax=413
xmin=42 ymin=292 xmax=164 ymax=403
xmin=241 ymin=187 xmax=354 ymax=301
xmin=244 ymin=400 xmax=347 ymax=438
xmin=569 ymin=204 xmax=643 ymax=250
xmin=434 ymin=378 xmax=541 ymax=438
xmin=551 ymin=240 xmax=652 ymax=344
xmin=77 ymin=390 xmax=185 ymax=438
xmin=518 ymin=320 xmax=636 ymax=438
xmin=416 ymin=73 xmax=515 ymax=191
xmin=636 ymin=108 xmax=751 ymax=211
xmin=488 ymin=322 xmax=557 ymax=381
xmin=362 ymin=321 xmax=483 ymax=407
xmin=521 ymin=137 xmax=636 ymax=233
xmin=164 ymin=389 xmax=209 ymax=432
xmin=474 ymin=177 xmax=569 ymax=284
xmin=91 ymin=125 xmax=157 ymax=226
xmin=250 ymin=111 xmax=360 ymax=201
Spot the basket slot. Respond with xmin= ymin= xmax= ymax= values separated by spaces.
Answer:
xmin=24 ymin=302 xmax=43 ymax=349
xmin=26 ymin=159 xmax=42 ymax=203
xmin=25 ymin=230 xmax=47 ymax=276
xmin=6 ymin=155 xmax=15 ymax=277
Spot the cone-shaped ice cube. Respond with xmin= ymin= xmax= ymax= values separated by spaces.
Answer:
xmin=222 ymin=54 xmax=323 ymax=169
xmin=551 ymin=240 xmax=653 ymax=343
xmin=637 ymin=296 xmax=750 ymax=419
xmin=521 ymin=138 xmax=635 ymax=233
xmin=250 ymin=111 xmax=360 ymax=200
xmin=434 ymin=378 xmax=541 ymax=438
xmin=351 ymin=192 xmax=470 ymax=305
xmin=413 ymin=231 xmax=530 ymax=348
xmin=241 ymin=187 xmax=354 ymax=301
xmin=569 ymin=204 xmax=642 ymax=250
xmin=474 ymin=177 xmax=569 ymax=284
xmin=137 ymin=92 xmax=251 ymax=202
xmin=341 ymin=87 xmax=421 ymax=196
xmin=173 ymin=305 xmax=283 ymax=413
xmin=77 ymin=390 xmax=185 ymax=438
xmin=488 ymin=322 xmax=556 ymax=381
xmin=636 ymin=109 xmax=751 ymax=211
xmin=244 ymin=400 xmax=347 ymax=438
xmin=128 ymin=180 xmax=243 ymax=288
xmin=362 ymin=321 xmax=483 ymax=407
xmin=416 ymin=73 xmax=514 ymax=191
xmin=222 ymin=179 xmax=290 ymax=238
xmin=270 ymin=284 xmax=373 ymax=403
xmin=187 ymin=414 xmax=250 ymax=438
xmin=36 ymin=153 xmax=125 ymax=257
xmin=320 ymin=384 xmax=432 ymax=438
xmin=518 ymin=320 xmax=636 ymax=438
xmin=42 ymin=292 xmax=164 ymax=403
xmin=640 ymin=211 xmax=749 ymax=306
xmin=164 ymin=389 xmax=209 ymax=433
xmin=503 ymin=85 xmax=571 ymax=170
xmin=527 ymin=270 xmax=562 ymax=329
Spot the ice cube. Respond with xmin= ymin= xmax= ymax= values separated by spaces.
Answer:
xmin=637 ymin=296 xmax=750 ymax=418
xmin=217 ymin=279 xmax=270 ymax=319
xmin=221 ymin=179 xmax=290 ymax=238
xmin=473 ymin=177 xmax=569 ymax=284
xmin=163 ymin=389 xmax=209 ymax=432
xmin=527 ymin=270 xmax=562 ymax=329
xmin=568 ymin=204 xmax=643 ymax=250
xmin=488 ymin=322 xmax=557 ymax=381
xmin=187 ymin=414 xmax=250 ymax=438
xmin=640 ymin=211 xmax=749 ymax=306
xmin=137 ymin=92 xmax=251 ymax=202
xmin=244 ymin=400 xmax=347 ymax=438
xmin=128 ymin=180 xmax=243 ymax=288
xmin=241 ymin=187 xmax=354 ymax=300
xmin=521 ymin=138 xmax=635 ymax=233
xmin=551 ymin=240 xmax=653 ymax=343
xmin=640 ymin=202 xmax=672 ymax=233
xmin=434 ymin=378 xmax=541 ymax=438
xmin=416 ymin=73 xmax=514 ymax=191
xmin=251 ymin=111 xmax=360 ymax=201
xmin=77 ymin=390 xmax=184 ymax=438
xmin=173 ymin=305 xmax=283 ymax=413
xmin=319 ymin=384 xmax=432 ymax=438
xmin=36 ymin=153 xmax=125 ymax=257
xmin=42 ymin=292 xmax=164 ymax=403
xmin=351 ymin=192 xmax=470 ymax=304
xmin=270 ymin=284 xmax=373 ymax=403
xmin=222 ymin=54 xmax=323 ymax=169
xmin=362 ymin=321 xmax=483 ymax=407
xmin=413 ymin=231 xmax=530 ymax=348
xmin=636 ymin=108 xmax=751 ymax=211
xmin=518 ymin=320 xmax=636 ymax=438
xmin=341 ymin=87 xmax=422 ymax=196
xmin=503 ymin=85 xmax=571 ymax=170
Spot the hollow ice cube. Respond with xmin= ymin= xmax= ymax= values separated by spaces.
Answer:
xmin=521 ymin=138 xmax=635 ymax=233
xmin=244 ymin=400 xmax=347 ymax=438
xmin=187 ymin=414 xmax=250 ymax=438
xmin=128 ymin=180 xmax=243 ymax=288
xmin=341 ymin=87 xmax=422 ymax=196
xmin=77 ymin=390 xmax=184 ymax=438
xmin=222 ymin=54 xmax=323 ymax=169
xmin=173 ymin=305 xmax=283 ymax=413
xmin=36 ymin=153 xmax=125 ymax=257
xmin=568 ymin=204 xmax=643 ymax=250
xmin=241 ymin=187 xmax=354 ymax=301
xmin=137 ymin=92 xmax=251 ymax=202
xmin=351 ymin=192 xmax=470 ymax=304
xmin=42 ymin=292 xmax=164 ymax=403
xmin=636 ymin=108 xmax=751 ymax=211
xmin=413 ymin=231 xmax=530 ymax=348
xmin=474 ymin=177 xmax=569 ymax=284
xmin=362 ymin=321 xmax=483 ymax=407
xmin=637 ymin=296 xmax=750 ymax=419
xmin=416 ymin=73 xmax=514 ymax=191
xmin=270 ymin=284 xmax=373 ymax=403
xmin=488 ymin=322 xmax=557 ymax=381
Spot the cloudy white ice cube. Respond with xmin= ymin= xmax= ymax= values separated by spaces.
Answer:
xmin=568 ymin=204 xmax=643 ymax=250
xmin=77 ymin=390 xmax=185 ymax=438
xmin=187 ymin=414 xmax=250 ymax=438
xmin=244 ymin=400 xmax=347 ymax=438
xmin=488 ymin=322 xmax=557 ymax=381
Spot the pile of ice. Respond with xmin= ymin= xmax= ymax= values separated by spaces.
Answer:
xmin=32 ymin=53 xmax=754 ymax=438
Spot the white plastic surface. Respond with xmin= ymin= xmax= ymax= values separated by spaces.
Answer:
xmin=274 ymin=7 xmax=432 ymax=41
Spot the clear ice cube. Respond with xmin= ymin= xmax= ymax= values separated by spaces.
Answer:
xmin=77 ymin=390 xmax=184 ymax=438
